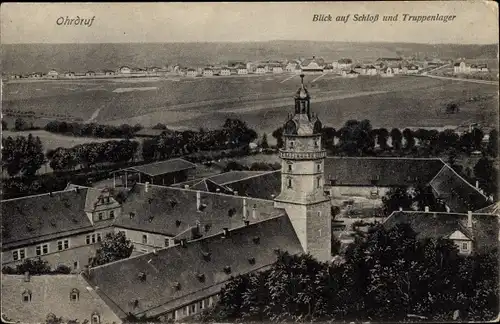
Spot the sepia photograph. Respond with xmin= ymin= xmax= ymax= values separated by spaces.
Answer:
xmin=0 ymin=1 xmax=499 ymax=323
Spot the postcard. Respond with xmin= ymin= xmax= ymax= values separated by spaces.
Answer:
xmin=1 ymin=2 xmax=499 ymax=323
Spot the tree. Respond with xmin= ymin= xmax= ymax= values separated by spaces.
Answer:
xmin=260 ymin=133 xmax=269 ymax=149
xmin=390 ymin=128 xmax=403 ymax=151
xmin=486 ymin=129 xmax=498 ymax=157
xmin=272 ymin=127 xmax=284 ymax=148
xmin=91 ymin=232 xmax=134 ymax=267
xmin=376 ymin=128 xmax=389 ymax=151
xmin=15 ymin=258 xmax=52 ymax=274
xmin=402 ymin=128 xmax=415 ymax=151
xmin=321 ymin=127 xmax=336 ymax=151
xmin=473 ymin=157 xmax=497 ymax=197
xmin=1 ymin=119 xmax=7 ymax=130
xmin=338 ymin=119 xmax=375 ymax=156
xmin=381 ymin=186 xmax=413 ymax=214
xmin=14 ymin=118 xmax=28 ymax=131
xmin=471 ymin=128 xmax=484 ymax=151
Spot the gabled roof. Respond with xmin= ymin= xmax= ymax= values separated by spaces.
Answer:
xmin=224 ymin=170 xmax=282 ymax=200
xmin=111 ymin=158 xmax=196 ymax=177
xmin=115 ymin=184 xmax=281 ymax=237
xmin=85 ymin=215 xmax=303 ymax=319
xmin=383 ymin=211 xmax=499 ymax=253
xmin=1 ymin=274 xmax=120 ymax=324
xmin=1 ymin=189 xmax=93 ymax=250
xmin=429 ymin=165 xmax=489 ymax=213
xmin=324 ymin=157 xmax=444 ymax=187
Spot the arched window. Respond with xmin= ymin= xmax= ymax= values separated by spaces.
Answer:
xmin=70 ymin=288 xmax=79 ymax=302
xmin=22 ymin=289 xmax=32 ymax=302
xmin=287 ymin=178 xmax=292 ymax=189
xmin=91 ymin=313 xmax=100 ymax=324
xmin=317 ymin=177 xmax=321 ymax=188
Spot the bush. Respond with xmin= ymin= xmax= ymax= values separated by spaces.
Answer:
xmin=53 ymin=264 xmax=72 ymax=274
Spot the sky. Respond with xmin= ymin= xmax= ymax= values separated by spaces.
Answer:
xmin=1 ymin=2 xmax=498 ymax=44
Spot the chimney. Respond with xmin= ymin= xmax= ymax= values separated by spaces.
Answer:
xmin=222 ymin=228 xmax=229 ymax=237
xmin=244 ymin=220 xmax=250 ymax=226
xmin=233 ymin=191 xmax=238 ymax=196
xmin=252 ymin=205 xmax=257 ymax=219
xmin=467 ymin=211 xmax=473 ymax=228
xmin=424 ymin=206 xmax=430 ymax=213
xmin=475 ymin=180 xmax=479 ymax=189
xmin=145 ymin=182 xmax=150 ymax=193
xmin=196 ymin=191 xmax=201 ymax=210
xmin=398 ymin=206 xmax=403 ymax=211
xmin=24 ymin=272 xmax=30 ymax=282
xmin=184 ymin=185 xmax=190 ymax=189
xmin=243 ymin=199 xmax=247 ymax=220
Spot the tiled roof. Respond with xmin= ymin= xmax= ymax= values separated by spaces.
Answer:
xmin=85 ymin=215 xmax=303 ymax=319
xmin=383 ymin=211 xmax=499 ymax=253
xmin=223 ymin=170 xmax=282 ymax=200
xmin=112 ymin=158 xmax=196 ymax=177
xmin=429 ymin=165 xmax=489 ymax=213
xmin=1 ymin=274 xmax=120 ymax=324
xmin=324 ymin=157 xmax=444 ymax=187
xmin=1 ymin=189 xmax=93 ymax=249
xmin=115 ymin=184 xmax=281 ymax=237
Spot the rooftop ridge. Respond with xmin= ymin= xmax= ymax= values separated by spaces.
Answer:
xmin=389 ymin=210 xmax=498 ymax=216
xmin=441 ymin=163 xmax=489 ymax=200
xmin=1 ymin=187 xmax=83 ymax=202
xmin=135 ymin=182 xmax=275 ymax=203
xmin=221 ymin=169 xmax=281 ymax=185
xmin=90 ymin=214 xmax=285 ymax=271
xmin=325 ymin=156 xmax=446 ymax=162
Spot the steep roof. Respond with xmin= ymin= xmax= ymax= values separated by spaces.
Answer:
xmin=475 ymin=202 xmax=500 ymax=214
xmin=85 ymin=215 xmax=303 ymax=319
xmin=1 ymin=274 xmax=120 ymax=324
xmin=429 ymin=165 xmax=489 ymax=213
xmin=324 ymin=157 xmax=444 ymax=187
xmin=1 ymin=189 xmax=93 ymax=250
xmin=115 ymin=184 xmax=282 ymax=237
xmin=224 ymin=170 xmax=282 ymax=200
xmin=383 ymin=211 xmax=499 ymax=254
xmin=112 ymin=158 xmax=196 ymax=177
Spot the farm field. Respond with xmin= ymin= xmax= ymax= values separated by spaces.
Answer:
xmin=2 ymin=73 xmax=498 ymax=139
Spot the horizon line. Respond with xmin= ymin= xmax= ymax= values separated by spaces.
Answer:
xmin=2 ymin=40 xmax=498 ymax=46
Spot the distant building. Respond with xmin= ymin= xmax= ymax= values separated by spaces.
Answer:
xmin=202 ymin=68 xmax=214 ymax=77
xmin=119 ymin=66 xmax=132 ymax=74
xmin=381 ymin=67 xmax=394 ymax=77
xmin=365 ymin=65 xmax=378 ymax=76
xmin=272 ymin=66 xmax=283 ymax=74
xmin=453 ymin=61 xmax=488 ymax=74
xmin=285 ymin=62 xmax=301 ymax=73
xmin=403 ymin=64 xmax=420 ymax=74
xmin=341 ymin=70 xmax=359 ymax=78
xmin=47 ymin=70 xmax=59 ymax=79
xmin=29 ymin=72 xmax=43 ymax=79
xmin=236 ymin=65 xmax=248 ymax=75
xmin=337 ymin=58 xmax=353 ymax=69
xmin=186 ymin=68 xmax=198 ymax=77
xmin=64 ymin=71 xmax=76 ymax=78
xmin=103 ymin=69 xmax=115 ymax=76
xmin=255 ymin=65 xmax=267 ymax=74
xmin=300 ymin=56 xmax=325 ymax=74
xmin=85 ymin=71 xmax=96 ymax=77
xmin=220 ymin=67 xmax=231 ymax=76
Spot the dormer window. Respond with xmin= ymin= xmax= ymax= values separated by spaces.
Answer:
xmin=70 ymin=288 xmax=79 ymax=302
xmin=22 ymin=289 xmax=32 ymax=302
xmin=142 ymin=235 xmax=148 ymax=244
xmin=91 ymin=313 xmax=100 ymax=324
xmin=109 ymin=210 xmax=115 ymax=219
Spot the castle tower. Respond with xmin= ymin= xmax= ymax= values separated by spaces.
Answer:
xmin=274 ymin=74 xmax=332 ymax=262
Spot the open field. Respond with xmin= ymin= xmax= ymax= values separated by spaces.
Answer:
xmin=3 ymin=73 xmax=498 ymax=139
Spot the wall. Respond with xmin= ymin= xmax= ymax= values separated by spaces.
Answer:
xmin=306 ymin=200 xmax=332 ymax=262
xmin=114 ymin=227 xmax=174 ymax=253
xmin=326 ymin=185 xmax=391 ymax=199
xmin=2 ymin=229 xmax=114 ymax=270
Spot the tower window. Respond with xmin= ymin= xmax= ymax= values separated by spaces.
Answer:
xmin=314 ymin=140 xmax=319 ymax=148
xmin=288 ymin=164 xmax=292 ymax=172
xmin=142 ymin=234 xmax=148 ymax=244
xmin=289 ymin=141 xmax=294 ymax=149
xmin=287 ymin=178 xmax=292 ymax=189
xmin=317 ymin=163 xmax=321 ymax=172
xmin=22 ymin=290 xmax=32 ymax=302
xmin=317 ymin=177 xmax=321 ymax=188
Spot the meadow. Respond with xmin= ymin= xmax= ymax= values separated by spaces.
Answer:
xmin=3 ymin=73 xmax=498 ymax=139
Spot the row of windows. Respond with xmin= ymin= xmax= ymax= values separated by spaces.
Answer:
xmin=286 ymin=177 xmax=322 ymax=189
xmin=86 ymin=233 xmax=102 ymax=245
xmin=286 ymin=163 xmax=322 ymax=172
xmin=22 ymin=288 xmax=81 ymax=303
xmin=173 ymin=296 xmax=216 ymax=319
xmin=97 ymin=210 xmax=115 ymax=221
xmin=119 ymin=230 xmax=172 ymax=248
xmin=287 ymin=140 xmax=320 ymax=149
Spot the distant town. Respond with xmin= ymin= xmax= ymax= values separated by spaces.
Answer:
xmin=4 ymin=55 xmax=495 ymax=81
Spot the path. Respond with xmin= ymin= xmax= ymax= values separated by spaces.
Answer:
xmin=86 ymin=108 xmax=101 ymax=123
xmin=311 ymin=73 xmax=326 ymax=83
xmin=421 ymin=74 xmax=499 ymax=85
xmin=280 ymin=74 xmax=296 ymax=83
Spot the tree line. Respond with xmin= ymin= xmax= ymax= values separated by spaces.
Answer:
xmin=44 ymin=120 xmax=143 ymax=138
xmin=142 ymin=119 xmax=257 ymax=161
xmin=198 ymin=224 xmax=498 ymax=322
xmin=272 ymin=119 xmax=498 ymax=158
